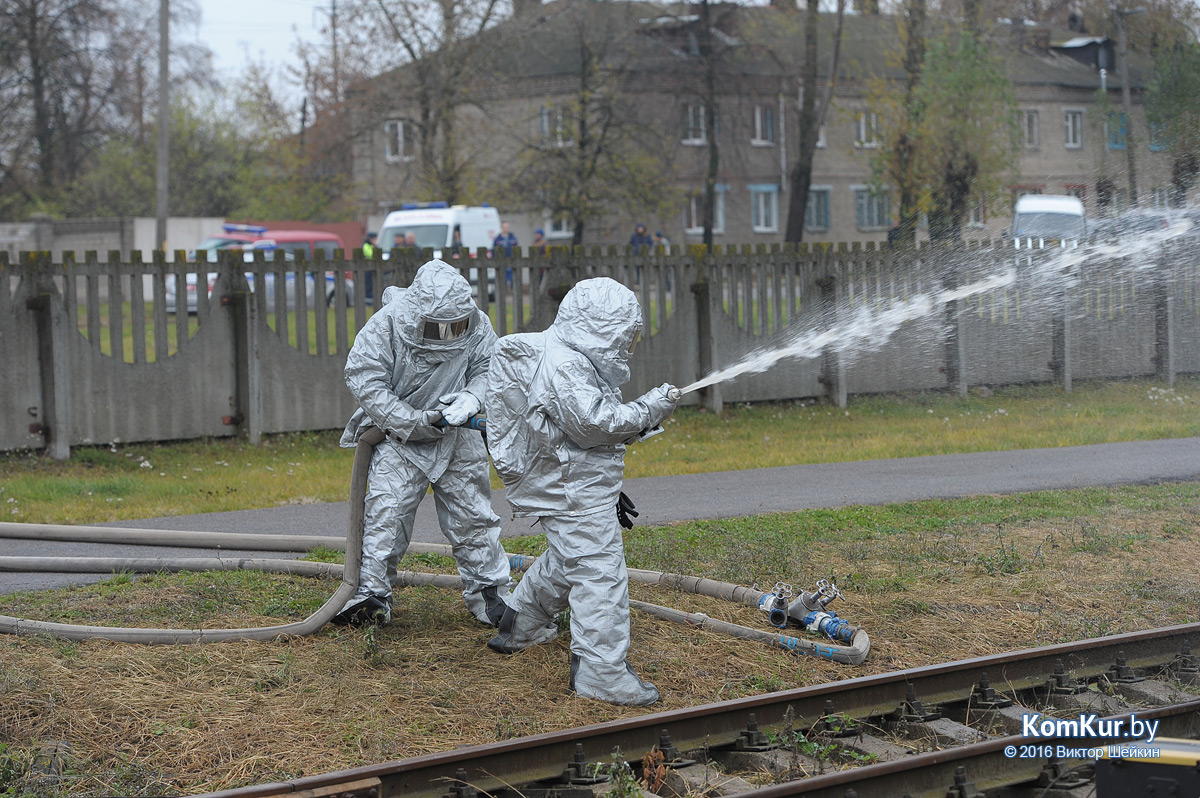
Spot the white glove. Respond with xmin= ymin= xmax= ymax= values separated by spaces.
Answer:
xmin=406 ymin=409 xmax=446 ymax=442
xmin=638 ymin=383 xmax=679 ymax=428
xmin=439 ymin=392 xmax=481 ymax=426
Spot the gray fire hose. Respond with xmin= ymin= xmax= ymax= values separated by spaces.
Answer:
xmin=0 ymin=424 xmax=870 ymax=664
xmin=0 ymin=426 xmax=382 ymax=643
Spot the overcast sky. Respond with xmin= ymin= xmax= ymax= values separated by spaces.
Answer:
xmin=194 ymin=0 xmax=324 ymax=83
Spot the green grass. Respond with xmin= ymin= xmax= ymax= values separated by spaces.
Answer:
xmin=1 ymin=377 xmax=1197 ymax=525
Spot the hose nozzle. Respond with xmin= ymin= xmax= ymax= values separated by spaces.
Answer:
xmin=667 ymin=387 xmax=681 ymax=402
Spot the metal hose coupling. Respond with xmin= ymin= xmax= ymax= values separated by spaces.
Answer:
xmin=759 ymin=582 xmax=793 ymax=628
xmin=788 ymin=578 xmax=843 ymax=624
xmin=799 ymin=610 xmax=860 ymax=645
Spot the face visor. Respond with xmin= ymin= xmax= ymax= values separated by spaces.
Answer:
xmin=422 ymin=315 xmax=472 ymax=342
xmin=627 ymin=329 xmax=642 ymax=355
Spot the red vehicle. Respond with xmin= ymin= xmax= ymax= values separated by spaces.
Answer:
xmin=189 ymin=224 xmax=346 ymax=261
xmin=170 ymin=225 xmax=353 ymax=314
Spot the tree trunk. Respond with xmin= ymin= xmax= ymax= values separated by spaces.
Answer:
xmin=700 ymin=0 xmax=718 ymax=248
xmin=783 ymin=0 xmax=820 ymax=243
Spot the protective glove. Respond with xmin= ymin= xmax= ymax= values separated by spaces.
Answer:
xmin=406 ymin=409 xmax=446 ymax=442
xmin=439 ymin=392 xmax=481 ymax=426
xmin=637 ymin=383 xmax=680 ymax=429
xmin=616 ymin=491 xmax=639 ymax=530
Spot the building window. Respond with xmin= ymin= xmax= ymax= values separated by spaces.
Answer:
xmin=1064 ymin=109 xmax=1083 ymax=149
xmin=1106 ymin=112 xmax=1126 ymax=150
xmin=384 ymin=119 xmax=415 ymax=162
xmin=749 ymin=184 xmax=779 ymax=233
xmin=853 ymin=186 xmax=889 ymax=230
xmin=1151 ymin=187 xmax=1169 ymax=208
xmin=1023 ymin=110 xmax=1039 ymax=149
xmin=1149 ymin=121 xmax=1168 ymax=152
xmin=752 ymin=104 xmax=775 ymax=145
xmin=542 ymin=211 xmax=572 ymax=239
xmin=684 ymin=186 xmax=727 ymax=234
xmin=855 ymin=112 xmax=880 ymax=148
xmin=541 ymin=106 xmax=571 ymax=148
xmin=806 ymin=186 xmax=831 ymax=232
xmin=682 ymin=103 xmax=706 ymax=145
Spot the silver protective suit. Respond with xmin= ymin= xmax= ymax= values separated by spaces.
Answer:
xmin=339 ymin=259 xmax=511 ymax=624
xmin=484 ymin=277 xmax=677 ymax=706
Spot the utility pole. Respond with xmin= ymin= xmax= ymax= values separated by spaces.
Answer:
xmin=155 ymin=0 xmax=169 ymax=252
xmin=315 ymin=1 xmax=340 ymax=105
xmin=1115 ymin=5 xmax=1144 ymax=208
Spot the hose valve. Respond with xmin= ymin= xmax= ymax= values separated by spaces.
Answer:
xmin=789 ymin=579 xmax=842 ymax=621
xmin=759 ymin=582 xmax=793 ymax=628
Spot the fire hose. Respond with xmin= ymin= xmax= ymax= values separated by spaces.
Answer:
xmin=0 ymin=416 xmax=870 ymax=664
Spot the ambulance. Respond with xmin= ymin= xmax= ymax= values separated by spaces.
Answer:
xmin=377 ymin=203 xmax=501 ymax=299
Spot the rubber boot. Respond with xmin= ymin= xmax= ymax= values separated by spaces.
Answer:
xmin=487 ymin=606 xmax=558 ymax=653
xmin=568 ymin=654 xmax=660 ymax=707
xmin=481 ymin=585 xmax=507 ymax=626
xmin=331 ymin=594 xmax=391 ymax=627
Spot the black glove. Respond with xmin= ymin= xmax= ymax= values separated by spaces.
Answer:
xmin=616 ymin=491 xmax=639 ymax=530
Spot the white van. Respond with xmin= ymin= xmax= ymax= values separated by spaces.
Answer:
xmin=377 ymin=203 xmax=500 ymax=299
xmin=1009 ymin=194 xmax=1087 ymax=241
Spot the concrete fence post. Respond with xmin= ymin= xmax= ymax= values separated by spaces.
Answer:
xmin=27 ymin=257 xmax=71 ymax=460
xmin=693 ymin=249 xmax=722 ymax=415
xmin=818 ymin=261 xmax=847 ymax=409
xmin=940 ymin=250 xmax=967 ymax=397
xmin=1154 ymin=257 xmax=1175 ymax=386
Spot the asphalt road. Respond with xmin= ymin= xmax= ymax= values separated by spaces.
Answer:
xmin=3 ymin=436 xmax=1199 ymax=595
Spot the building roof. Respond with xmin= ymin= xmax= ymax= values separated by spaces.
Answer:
xmin=360 ymin=0 xmax=1152 ymax=102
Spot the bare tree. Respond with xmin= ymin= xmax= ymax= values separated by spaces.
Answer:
xmin=345 ymin=0 xmax=508 ymax=203
xmin=505 ymin=2 xmax=677 ymax=246
xmin=783 ymin=0 xmax=845 ymax=244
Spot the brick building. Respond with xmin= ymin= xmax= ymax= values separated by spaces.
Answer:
xmin=350 ymin=1 xmax=1171 ymax=248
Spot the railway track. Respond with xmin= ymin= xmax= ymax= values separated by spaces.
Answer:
xmin=199 ymin=621 xmax=1200 ymax=798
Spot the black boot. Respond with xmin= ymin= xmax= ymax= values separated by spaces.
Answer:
xmin=481 ymin=585 xmax=507 ymax=626
xmin=486 ymin=606 xmax=521 ymax=653
xmin=331 ymin=595 xmax=391 ymax=627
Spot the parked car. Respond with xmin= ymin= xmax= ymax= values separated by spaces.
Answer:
xmin=373 ymin=202 xmax=499 ymax=301
xmin=1008 ymin=194 xmax=1087 ymax=241
xmin=165 ymin=243 xmax=354 ymax=314
xmin=188 ymin=224 xmax=347 ymax=262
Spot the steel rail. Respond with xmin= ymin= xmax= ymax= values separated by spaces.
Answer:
xmin=195 ymin=621 xmax=1200 ymax=798
xmin=743 ymin=701 xmax=1200 ymax=798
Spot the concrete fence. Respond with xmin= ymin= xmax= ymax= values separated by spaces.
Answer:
xmin=3 ymin=238 xmax=1197 ymax=459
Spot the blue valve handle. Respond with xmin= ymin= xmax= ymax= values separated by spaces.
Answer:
xmin=435 ymin=415 xmax=487 ymax=431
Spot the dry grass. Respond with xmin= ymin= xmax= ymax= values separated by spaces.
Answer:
xmin=2 ymin=495 xmax=1198 ymax=796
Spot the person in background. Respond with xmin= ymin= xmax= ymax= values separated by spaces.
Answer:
xmin=628 ymin=222 xmax=654 ymax=255
xmin=333 ymin=259 xmax=512 ymax=629
xmin=654 ymin=231 xmax=670 ymax=251
xmin=362 ymin=231 xmax=378 ymax=301
xmin=492 ymin=222 xmax=518 ymax=257
xmin=483 ymin=278 xmax=679 ymax=706
xmin=493 ymin=221 xmax=518 ymax=286
xmin=530 ymin=228 xmax=547 ymax=255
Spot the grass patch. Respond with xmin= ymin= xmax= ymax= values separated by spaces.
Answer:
xmin=1 ymin=377 xmax=1198 ymax=525
xmin=2 ymin=483 xmax=1199 ymax=794
xmin=1 ymin=377 xmax=1199 ymax=794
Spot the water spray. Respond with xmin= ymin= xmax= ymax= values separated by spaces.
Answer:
xmin=676 ymin=270 xmax=1016 ymax=398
